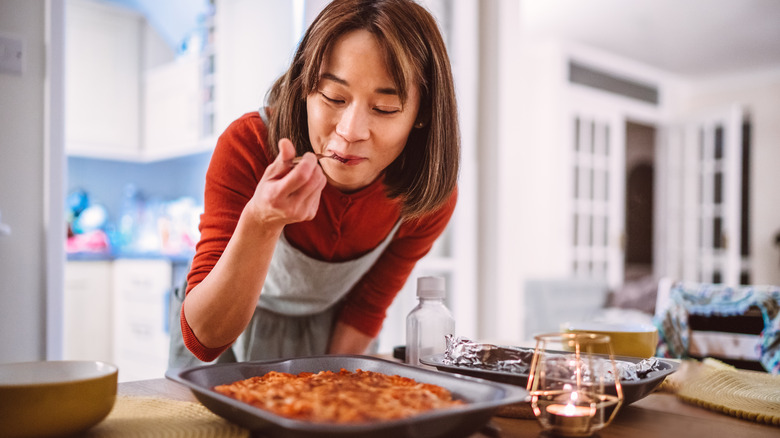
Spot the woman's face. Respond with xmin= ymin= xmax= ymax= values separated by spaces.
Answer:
xmin=306 ymin=29 xmax=420 ymax=193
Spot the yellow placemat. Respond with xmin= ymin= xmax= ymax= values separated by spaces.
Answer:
xmin=675 ymin=361 xmax=780 ymax=426
xmin=85 ymin=396 xmax=250 ymax=437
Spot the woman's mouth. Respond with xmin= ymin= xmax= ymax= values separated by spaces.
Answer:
xmin=327 ymin=153 xmax=364 ymax=165
xmin=331 ymin=154 xmax=349 ymax=163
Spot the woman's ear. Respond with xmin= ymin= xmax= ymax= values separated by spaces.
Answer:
xmin=414 ymin=108 xmax=430 ymax=129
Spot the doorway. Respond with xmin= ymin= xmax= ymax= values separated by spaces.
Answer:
xmin=624 ymin=121 xmax=656 ymax=282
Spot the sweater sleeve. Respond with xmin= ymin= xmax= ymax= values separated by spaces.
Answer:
xmin=181 ymin=112 xmax=270 ymax=361
xmin=180 ymin=302 xmax=234 ymax=361
xmin=336 ymin=188 xmax=458 ymax=337
xmin=185 ymin=112 xmax=270 ymax=295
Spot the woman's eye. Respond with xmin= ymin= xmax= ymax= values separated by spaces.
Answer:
xmin=374 ymin=107 xmax=400 ymax=115
xmin=320 ymin=91 xmax=343 ymax=104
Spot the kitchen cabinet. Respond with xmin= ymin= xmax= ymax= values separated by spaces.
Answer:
xmin=63 ymin=258 xmax=173 ymax=382
xmin=65 ymin=0 xmax=212 ymax=162
xmin=65 ymin=0 xmax=143 ymax=159
xmin=63 ymin=260 xmax=113 ymax=364
xmin=112 ymin=259 xmax=172 ymax=382
xmin=143 ymin=55 xmax=215 ymax=161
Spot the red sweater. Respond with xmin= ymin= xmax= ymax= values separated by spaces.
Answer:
xmin=182 ymin=112 xmax=457 ymax=360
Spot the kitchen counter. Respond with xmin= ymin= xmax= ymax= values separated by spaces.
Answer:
xmin=67 ymin=251 xmax=195 ymax=264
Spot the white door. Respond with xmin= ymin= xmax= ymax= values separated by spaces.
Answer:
xmin=660 ymin=105 xmax=746 ymax=285
xmin=567 ymin=107 xmax=626 ymax=288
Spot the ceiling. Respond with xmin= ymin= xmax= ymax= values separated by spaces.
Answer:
xmin=114 ymin=0 xmax=780 ymax=78
xmin=107 ymin=0 xmax=210 ymax=52
xmin=520 ymin=0 xmax=780 ymax=77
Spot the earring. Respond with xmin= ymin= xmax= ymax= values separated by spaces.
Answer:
xmin=414 ymin=121 xmax=425 ymax=129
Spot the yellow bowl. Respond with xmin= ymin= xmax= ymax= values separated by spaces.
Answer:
xmin=0 ymin=360 xmax=117 ymax=438
xmin=562 ymin=322 xmax=659 ymax=358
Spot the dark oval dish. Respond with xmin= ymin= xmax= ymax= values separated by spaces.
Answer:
xmin=420 ymin=353 xmax=680 ymax=405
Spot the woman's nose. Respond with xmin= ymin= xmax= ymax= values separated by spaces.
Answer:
xmin=335 ymin=105 xmax=370 ymax=142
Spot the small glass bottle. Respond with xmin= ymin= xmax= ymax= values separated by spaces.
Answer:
xmin=406 ymin=276 xmax=455 ymax=366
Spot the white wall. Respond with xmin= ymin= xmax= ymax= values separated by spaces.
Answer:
xmin=0 ymin=0 xmax=51 ymax=363
xmin=476 ymin=0 xmax=527 ymax=344
xmin=214 ymin=0 xmax=297 ymax=133
xmin=682 ymin=69 xmax=780 ymax=286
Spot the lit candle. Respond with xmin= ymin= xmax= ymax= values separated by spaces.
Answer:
xmin=545 ymin=402 xmax=596 ymax=436
xmin=547 ymin=403 xmax=594 ymax=417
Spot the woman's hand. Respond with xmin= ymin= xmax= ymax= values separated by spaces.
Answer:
xmin=328 ymin=321 xmax=375 ymax=354
xmin=245 ymin=138 xmax=328 ymax=230
xmin=183 ymin=139 xmax=327 ymax=350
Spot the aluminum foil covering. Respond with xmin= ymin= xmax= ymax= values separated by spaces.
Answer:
xmin=443 ymin=335 xmax=661 ymax=382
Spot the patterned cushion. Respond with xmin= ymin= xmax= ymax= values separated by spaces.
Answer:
xmin=654 ymin=282 xmax=780 ymax=374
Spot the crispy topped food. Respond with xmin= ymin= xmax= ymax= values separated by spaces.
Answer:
xmin=213 ymin=368 xmax=465 ymax=424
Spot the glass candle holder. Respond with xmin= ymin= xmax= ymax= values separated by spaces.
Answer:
xmin=527 ymin=332 xmax=623 ymax=437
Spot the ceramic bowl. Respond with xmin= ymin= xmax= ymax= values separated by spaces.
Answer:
xmin=562 ymin=321 xmax=659 ymax=358
xmin=0 ymin=360 xmax=118 ymax=438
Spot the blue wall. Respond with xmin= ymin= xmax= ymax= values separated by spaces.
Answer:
xmin=67 ymin=151 xmax=211 ymax=224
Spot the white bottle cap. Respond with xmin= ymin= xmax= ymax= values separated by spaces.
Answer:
xmin=417 ymin=276 xmax=445 ymax=298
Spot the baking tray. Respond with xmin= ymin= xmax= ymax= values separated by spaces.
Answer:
xmin=420 ymin=353 xmax=679 ymax=405
xmin=166 ymin=355 xmax=529 ymax=438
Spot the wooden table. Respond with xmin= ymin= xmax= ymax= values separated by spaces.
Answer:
xmin=119 ymin=378 xmax=778 ymax=437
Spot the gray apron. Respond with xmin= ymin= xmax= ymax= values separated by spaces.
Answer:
xmin=168 ymin=220 xmax=401 ymax=368
xmin=233 ymin=220 xmax=401 ymax=361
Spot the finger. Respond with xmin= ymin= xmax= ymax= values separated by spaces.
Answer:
xmin=281 ymin=160 xmax=326 ymax=216
xmin=265 ymin=138 xmax=298 ymax=179
xmin=290 ymin=163 xmax=326 ymax=201
xmin=277 ymin=138 xmax=296 ymax=161
xmin=298 ymin=173 xmax=327 ymax=221
xmin=279 ymin=150 xmax=325 ymax=194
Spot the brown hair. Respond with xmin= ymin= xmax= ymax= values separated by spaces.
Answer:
xmin=266 ymin=0 xmax=459 ymax=219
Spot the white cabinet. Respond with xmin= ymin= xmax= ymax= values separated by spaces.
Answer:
xmin=143 ymin=55 xmax=214 ymax=161
xmin=66 ymin=0 xmax=212 ymax=162
xmin=63 ymin=259 xmax=173 ymax=382
xmin=65 ymin=0 xmax=142 ymax=158
xmin=112 ymin=259 xmax=172 ymax=382
xmin=63 ymin=261 xmax=113 ymax=364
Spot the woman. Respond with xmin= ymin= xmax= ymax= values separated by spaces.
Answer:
xmin=179 ymin=0 xmax=460 ymax=363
